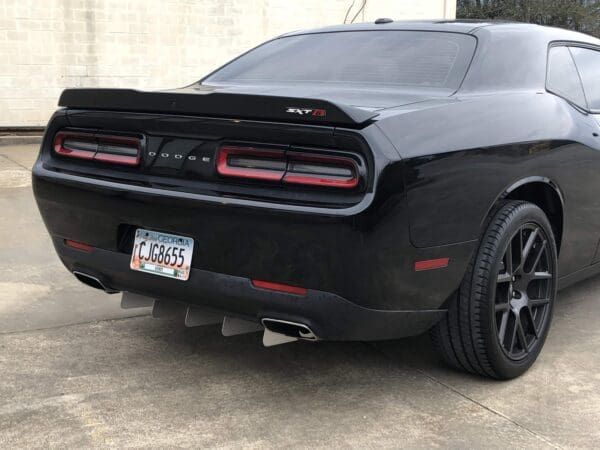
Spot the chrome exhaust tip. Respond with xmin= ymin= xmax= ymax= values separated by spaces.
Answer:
xmin=261 ymin=318 xmax=318 ymax=341
xmin=72 ymin=271 xmax=119 ymax=294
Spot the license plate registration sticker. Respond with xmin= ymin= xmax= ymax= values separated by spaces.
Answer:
xmin=130 ymin=229 xmax=194 ymax=281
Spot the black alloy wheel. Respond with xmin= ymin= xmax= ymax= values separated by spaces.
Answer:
xmin=431 ymin=201 xmax=558 ymax=379
xmin=494 ymin=223 xmax=553 ymax=361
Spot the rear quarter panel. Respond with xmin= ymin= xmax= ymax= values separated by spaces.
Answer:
xmin=376 ymin=92 xmax=600 ymax=277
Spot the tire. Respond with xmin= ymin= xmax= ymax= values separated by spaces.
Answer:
xmin=431 ymin=200 xmax=558 ymax=379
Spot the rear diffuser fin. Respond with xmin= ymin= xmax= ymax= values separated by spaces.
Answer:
xmin=221 ymin=316 xmax=263 ymax=336
xmin=262 ymin=328 xmax=299 ymax=347
xmin=185 ymin=307 xmax=223 ymax=327
xmin=121 ymin=292 xmax=154 ymax=309
xmin=152 ymin=299 xmax=187 ymax=319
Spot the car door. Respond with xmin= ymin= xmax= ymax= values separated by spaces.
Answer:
xmin=566 ymin=45 xmax=600 ymax=265
xmin=545 ymin=45 xmax=600 ymax=272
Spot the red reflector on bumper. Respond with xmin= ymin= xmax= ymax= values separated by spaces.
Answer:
xmin=64 ymin=239 xmax=94 ymax=252
xmin=414 ymin=258 xmax=449 ymax=272
xmin=251 ymin=279 xmax=308 ymax=295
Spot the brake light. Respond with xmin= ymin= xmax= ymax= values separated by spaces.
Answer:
xmin=53 ymin=131 xmax=141 ymax=166
xmin=216 ymin=145 xmax=361 ymax=189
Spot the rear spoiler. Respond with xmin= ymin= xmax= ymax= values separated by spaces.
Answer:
xmin=58 ymin=88 xmax=378 ymax=127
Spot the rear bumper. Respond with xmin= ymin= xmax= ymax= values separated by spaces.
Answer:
xmin=56 ymin=238 xmax=446 ymax=340
xmin=33 ymin=154 xmax=477 ymax=340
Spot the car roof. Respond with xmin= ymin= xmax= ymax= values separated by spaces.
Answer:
xmin=282 ymin=20 xmax=507 ymax=35
xmin=282 ymin=20 xmax=599 ymax=44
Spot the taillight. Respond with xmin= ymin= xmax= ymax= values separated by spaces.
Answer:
xmin=283 ymin=152 xmax=359 ymax=188
xmin=54 ymin=132 xmax=97 ymax=160
xmin=53 ymin=131 xmax=141 ymax=166
xmin=217 ymin=146 xmax=286 ymax=181
xmin=216 ymin=145 xmax=361 ymax=189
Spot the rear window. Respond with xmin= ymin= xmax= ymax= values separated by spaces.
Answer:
xmin=204 ymin=31 xmax=477 ymax=92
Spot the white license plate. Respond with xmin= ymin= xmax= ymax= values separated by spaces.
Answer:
xmin=130 ymin=229 xmax=194 ymax=281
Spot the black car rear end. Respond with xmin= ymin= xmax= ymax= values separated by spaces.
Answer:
xmin=32 ymin=27 xmax=481 ymax=342
xmin=32 ymin=100 xmax=473 ymax=341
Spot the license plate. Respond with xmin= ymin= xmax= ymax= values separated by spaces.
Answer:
xmin=130 ymin=229 xmax=194 ymax=281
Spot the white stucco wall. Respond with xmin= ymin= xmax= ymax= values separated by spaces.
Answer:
xmin=0 ymin=0 xmax=456 ymax=127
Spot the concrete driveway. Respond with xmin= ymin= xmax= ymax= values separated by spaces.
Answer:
xmin=1 ymin=144 xmax=599 ymax=448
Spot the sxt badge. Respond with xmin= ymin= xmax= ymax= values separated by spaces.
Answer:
xmin=285 ymin=107 xmax=327 ymax=117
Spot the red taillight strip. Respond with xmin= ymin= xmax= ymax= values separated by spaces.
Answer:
xmin=283 ymin=152 xmax=359 ymax=188
xmin=251 ymin=279 xmax=308 ymax=295
xmin=53 ymin=131 xmax=141 ymax=166
xmin=95 ymin=134 xmax=142 ymax=165
xmin=217 ymin=146 xmax=361 ymax=189
xmin=64 ymin=239 xmax=94 ymax=252
xmin=54 ymin=131 xmax=96 ymax=160
xmin=94 ymin=152 xmax=140 ymax=166
xmin=217 ymin=146 xmax=286 ymax=181
xmin=414 ymin=258 xmax=450 ymax=272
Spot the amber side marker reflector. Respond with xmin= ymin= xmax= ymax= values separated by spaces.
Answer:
xmin=414 ymin=258 xmax=450 ymax=272
xmin=251 ymin=279 xmax=308 ymax=295
xmin=64 ymin=239 xmax=94 ymax=252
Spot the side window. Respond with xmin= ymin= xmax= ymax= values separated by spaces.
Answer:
xmin=569 ymin=46 xmax=600 ymax=111
xmin=546 ymin=46 xmax=587 ymax=109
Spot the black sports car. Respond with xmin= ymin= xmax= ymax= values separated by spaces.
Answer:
xmin=33 ymin=20 xmax=600 ymax=379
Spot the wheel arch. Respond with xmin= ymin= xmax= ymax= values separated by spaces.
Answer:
xmin=491 ymin=177 xmax=564 ymax=254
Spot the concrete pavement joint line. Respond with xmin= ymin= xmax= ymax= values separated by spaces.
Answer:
xmin=0 ymin=153 xmax=31 ymax=172
xmin=367 ymin=343 xmax=563 ymax=450
xmin=0 ymin=312 xmax=152 ymax=336
xmin=414 ymin=369 xmax=563 ymax=450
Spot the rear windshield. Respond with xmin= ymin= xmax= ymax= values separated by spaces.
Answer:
xmin=203 ymin=31 xmax=476 ymax=92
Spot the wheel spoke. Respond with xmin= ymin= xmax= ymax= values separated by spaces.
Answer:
xmin=505 ymin=241 xmax=514 ymax=275
xmin=521 ymin=228 xmax=539 ymax=264
xmin=497 ymin=272 xmax=512 ymax=283
xmin=529 ymin=239 xmax=547 ymax=273
xmin=508 ymin=318 xmax=518 ymax=353
xmin=530 ymin=297 xmax=550 ymax=308
xmin=495 ymin=302 xmax=510 ymax=312
xmin=527 ymin=308 xmax=540 ymax=339
xmin=517 ymin=228 xmax=524 ymax=268
xmin=498 ymin=311 xmax=510 ymax=343
xmin=533 ymin=271 xmax=552 ymax=280
xmin=516 ymin=320 xmax=529 ymax=353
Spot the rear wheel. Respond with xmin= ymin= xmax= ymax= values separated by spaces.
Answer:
xmin=431 ymin=201 xmax=558 ymax=379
